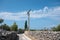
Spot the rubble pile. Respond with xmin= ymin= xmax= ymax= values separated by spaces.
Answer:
xmin=0 ymin=29 xmax=18 ymax=40
xmin=28 ymin=31 xmax=60 ymax=40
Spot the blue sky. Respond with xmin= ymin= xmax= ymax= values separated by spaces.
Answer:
xmin=0 ymin=0 xmax=60 ymax=29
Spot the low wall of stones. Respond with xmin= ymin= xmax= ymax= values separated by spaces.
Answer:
xmin=27 ymin=31 xmax=60 ymax=40
xmin=0 ymin=31 xmax=18 ymax=40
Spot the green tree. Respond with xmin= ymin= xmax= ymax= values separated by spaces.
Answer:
xmin=0 ymin=18 xmax=4 ymax=24
xmin=0 ymin=18 xmax=4 ymax=29
xmin=24 ymin=20 xmax=28 ymax=30
xmin=11 ymin=22 xmax=18 ymax=31
xmin=0 ymin=18 xmax=4 ymax=23
xmin=56 ymin=24 xmax=60 ymax=31
xmin=0 ymin=24 xmax=10 ymax=31
xmin=51 ymin=27 xmax=57 ymax=31
xmin=52 ymin=24 xmax=60 ymax=31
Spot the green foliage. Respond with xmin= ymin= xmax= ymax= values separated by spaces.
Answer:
xmin=0 ymin=18 xmax=4 ymax=24
xmin=57 ymin=24 xmax=60 ymax=31
xmin=18 ymin=28 xmax=24 ymax=33
xmin=11 ymin=22 xmax=18 ymax=31
xmin=30 ymin=29 xmax=36 ymax=31
xmin=52 ymin=24 xmax=60 ymax=31
xmin=52 ymin=27 xmax=57 ymax=31
xmin=24 ymin=20 xmax=28 ymax=30
xmin=0 ymin=24 xmax=10 ymax=31
xmin=0 ymin=19 xmax=10 ymax=31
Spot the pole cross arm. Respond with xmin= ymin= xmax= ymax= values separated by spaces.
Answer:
xmin=27 ymin=9 xmax=31 ymax=15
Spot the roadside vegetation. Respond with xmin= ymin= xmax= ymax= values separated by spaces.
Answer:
xmin=0 ymin=18 xmax=24 ymax=33
xmin=51 ymin=24 xmax=60 ymax=31
xmin=0 ymin=18 xmax=60 ymax=33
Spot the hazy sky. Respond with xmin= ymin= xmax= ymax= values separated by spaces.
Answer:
xmin=0 ymin=0 xmax=60 ymax=29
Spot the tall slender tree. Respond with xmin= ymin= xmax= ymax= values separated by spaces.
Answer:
xmin=24 ymin=20 xmax=28 ymax=30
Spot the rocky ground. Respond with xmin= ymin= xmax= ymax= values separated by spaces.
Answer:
xmin=0 ymin=29 xmax=32 ymax=40
xmin=0 ymin=29 xmax=18 ymax=40
xmin=27 ymin=31 xmax=60 ymax=40
xmin=1 ymin=29 xmax=60 ymax=40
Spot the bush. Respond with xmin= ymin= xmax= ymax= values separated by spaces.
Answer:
xmin=18 ymin=29 xmax=25 ymax=34
xmin=52 ymin=24 xmax=60 ymax=31
xmin=0 ymin=24 xmax=10 ymax=31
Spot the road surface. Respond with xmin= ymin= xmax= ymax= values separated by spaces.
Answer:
xmin=17 ymin=34 xmax=31 ymax=40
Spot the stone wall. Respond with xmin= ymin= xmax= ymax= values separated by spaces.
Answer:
xmin=27 ymin=31 xmax=60 ymax=40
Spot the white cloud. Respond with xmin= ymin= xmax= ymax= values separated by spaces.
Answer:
xmin=0 ymin=12 xmax=27 ymax=21
xmin=0 ymin=6 xmax=60 ymax=21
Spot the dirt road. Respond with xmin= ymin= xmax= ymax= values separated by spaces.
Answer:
xmin=17 ymin=34 xmax=31 ymax=40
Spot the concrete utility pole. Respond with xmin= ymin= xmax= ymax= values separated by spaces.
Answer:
xmin=27 ymin=9 xmax=31 ymax=31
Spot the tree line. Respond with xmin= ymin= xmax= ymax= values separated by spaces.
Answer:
xmin=0 ymin=18 xmax=28 ymax=33
xmin=0 ymin=18 xmax=60 ymax=31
